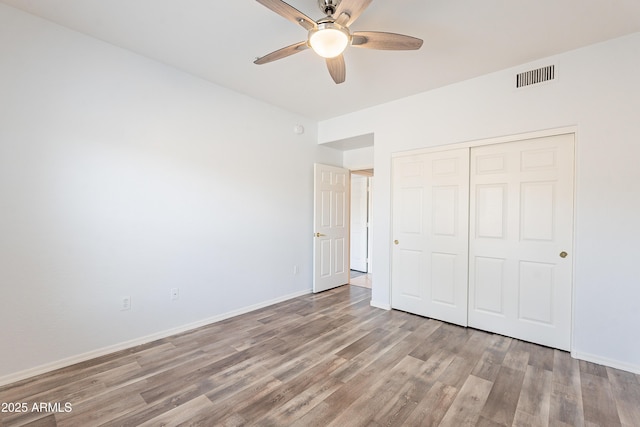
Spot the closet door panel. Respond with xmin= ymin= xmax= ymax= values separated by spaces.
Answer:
xmin=391 ymin=149 xmax=469 ymax=326
xmin=469 ymin=134 xmax=574 ymax=350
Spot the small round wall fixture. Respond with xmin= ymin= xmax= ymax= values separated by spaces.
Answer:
xmin=293 ymin=124 xmax=305 ymax=134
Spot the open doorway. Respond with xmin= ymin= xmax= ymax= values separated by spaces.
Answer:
xmin=350 ymin=169 xmax=373 ymax=289
xmin=317 ymin=133 xmax=375 ymax=290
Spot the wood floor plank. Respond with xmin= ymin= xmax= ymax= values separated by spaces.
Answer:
xmin=479 ymin=365 xmax=527 ymax=425
xmin=0 ymin=369 xmax=108 ymax=417
xmin=416 ymin=348 xmax=457 ymax=386
xmin=438 ymin=355 xmax=478 ymax=389
xmin=11 ymin=414 xmax=57 ymax=427
xmin=409 ymin=321 xmax=464 ymax=362
xmin=230 ymin=312 xmax=305 ymax=352
xmin=580 ymin=370 xmax=622 ymax=427
xmin=291 ymin=326 xmax=425 ymax=426
xmin=502 ymin=340 xmax=531 ymax=373
xmin=580 ymin=359 xmax=609 ymax=378
xmin=285 ymin=324 xmax=372 ymax=364
xmin=103 ymin=382 xmax=218 ymax=426
xmin=287 ymin=401 xmax=335 ymax=427
xmin=373 ymin=350 xmax=456 ymax=426
xmin=141 ymin=337 xmax=285 ymax=404
xmin=137 ymin=395 xmax=216 ymax=427
xmin=274 ymin=314 xmax=356 ymax=355
xmin=329 ymin=327 xmax=413 ymax=384
xmin=203 ymin=352 xmax=277 ymax=404
xmin=472 ymin=334 xmax=512 ymax=382
xmin=327 ymin=355 xmax=428 ymax=427
xmin=0 ymin=353 xmax=136 ymax=403
xmin=335 ymin=328 xmax=390 ymax=360
xmin=475 ymin=415 xmax=506 ymax=427
xmin=550 ymin=349 xmax=585 ymax=427
xmin=2 ymin=285 xmax=638 ymax=426
xmin=204 ymin=375 xmax=284 ymax=423
xmin=55 ymin=380 xmax=149 ymax=426
xmin=397 ymin=311 xmax=432 ymax=331
xmin=403 ymin=380 xmax=458 ymax=426
xmin=372 ymin=374 xmax=432 ymax=426
xmin=513 ymin=365 xmax=553 ymax=426
xmin=0 ymin=410 xmax=58 ymax=427
xmin=438 ymin=374 xmax=493 ymax=426
xmin=606 ymin=366 xmax=640 ymax=427
xmin=257 ymin=376 xmax=344 ymax=426
xmin=234 ymin=355 xmax=346 ymax=422
xmin=522 ymin=341 xmax=555 ymax=372
xmin=435 ymin=330 xmax=491 ymax=391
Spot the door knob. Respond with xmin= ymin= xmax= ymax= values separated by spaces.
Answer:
xmin=394 ymin=240 xmax=399 ymax=245
xmin=559 ymin=251 xmax=568 ymax=258
xmin=315 ymin=233 xmax=326 ymax=237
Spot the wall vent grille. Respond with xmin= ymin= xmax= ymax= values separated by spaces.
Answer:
xmin=516 ymin=65 xmax=555 ymax=88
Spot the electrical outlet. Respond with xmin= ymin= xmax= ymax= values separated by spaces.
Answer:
xmin=121 ymin=296 xmax=131 ymax=311
xmin=293 ymin=265 xmax=299 ymax=276
xmin=171 ymin=288 xmax=179 ymax=301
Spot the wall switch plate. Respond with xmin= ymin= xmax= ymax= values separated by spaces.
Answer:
xmin=171 ymin=288 xmax=179 ymax=300
xmin=293 ymin=265 xmax=299 ymax=275
xmin=121 ymin=296 xmax=131 ymax=311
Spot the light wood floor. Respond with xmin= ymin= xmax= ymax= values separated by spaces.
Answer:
xmin=1 ymin=285 xmax=639 ymax=426
xmin=349 ymin=272 xmax=371 ymax=289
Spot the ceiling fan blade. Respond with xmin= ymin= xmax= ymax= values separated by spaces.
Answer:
xmin=351 ymin=31 xmax=423 ymax=50
xmin=326 ymin=55 xmax=346 ymax=84
xmin=254 ymin=41 xmax=309 ymax=65
xmin=333 ymin=0 xmax=372 ymax=27
xmin=255 ymin=0 xmax=316 ymax=30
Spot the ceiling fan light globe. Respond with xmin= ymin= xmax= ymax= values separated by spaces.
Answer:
xmin=309 ymin=24 xmax=350 ymax=58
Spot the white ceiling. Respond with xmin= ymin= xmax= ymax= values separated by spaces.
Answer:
xmin=3 ymin=0 xmax=640 ymax=121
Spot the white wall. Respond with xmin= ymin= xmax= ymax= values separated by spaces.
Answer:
xmin=343 ymin=146 xmax=374 ymax=170
xmin=319 ymin=33 xmax=640 ymax=373
xmin=0 ymin=4 xmax=342 ymax=384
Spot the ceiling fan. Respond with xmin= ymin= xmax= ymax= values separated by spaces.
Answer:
xmin=254 ymin=0 xmax=423 ymax=84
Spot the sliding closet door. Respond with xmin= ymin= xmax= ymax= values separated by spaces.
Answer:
xmin=391 ymin=149 xmax=469 ymax=326
xmin=468 ymin=134 xmax=574 ymax=350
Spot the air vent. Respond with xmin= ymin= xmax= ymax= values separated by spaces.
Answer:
xmin=516 ymin=65 xmax=555 ymax=88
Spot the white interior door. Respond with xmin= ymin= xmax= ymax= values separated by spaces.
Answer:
xmin=468 ymin=134 xmax=574 ymax=350
xmin=313 ymin=163 xmax=350 ymax=293
xmin=391 ymin=149 xmax=470 ymax=326
xmin=350 ymin=175 xmax=368 ymax=272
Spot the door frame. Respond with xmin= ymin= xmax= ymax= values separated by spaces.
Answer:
xmin=350 ymin=170 xmax=374 ymax=273
xmin=312 ymin=164 xmax=375 ymax=293
xmin=389 ymin=126 xmax=578 ymax=351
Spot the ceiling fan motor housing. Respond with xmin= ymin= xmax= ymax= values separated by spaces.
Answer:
xmin=318 ymin=0 xmax=341 ymax=15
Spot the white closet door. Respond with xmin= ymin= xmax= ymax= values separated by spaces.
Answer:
xmin=468 ymin=134 xmax=574 ymax=350
xmin=391 ymin=148 xmax=469 ymax=326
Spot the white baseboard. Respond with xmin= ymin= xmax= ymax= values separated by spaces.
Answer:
xmin=0 ymin=289 xmax=312 ymax=388
xmin=572 ymin=350 xmax=640 ymax=375
xmin=370 ymin=300 xmax=391 ymax=310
